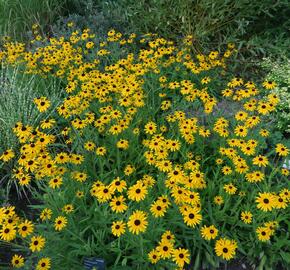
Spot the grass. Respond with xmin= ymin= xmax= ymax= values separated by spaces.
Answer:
xmin=0 ymin=0 xmax=65 ymax=40
xmin=0 ymin=64 xmax=64 ymax=200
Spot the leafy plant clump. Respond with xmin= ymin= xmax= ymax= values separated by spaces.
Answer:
xmin=260 ymin=58 xmax=290 ymax=135
xmin=0 ymin=26 xmax=289 ymax=270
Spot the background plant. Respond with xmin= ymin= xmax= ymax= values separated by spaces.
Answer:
xmin=260 ymin=58 xmax=290 ymax=136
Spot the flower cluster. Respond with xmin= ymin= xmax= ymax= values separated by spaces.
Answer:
xmin=0 ymin=27 xmax=289 ymax=269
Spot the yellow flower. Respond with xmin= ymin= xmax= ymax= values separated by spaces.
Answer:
xmin=0 ymin=224 xmax=16 ymax=241
xmin=40 ymin=208 xmax=52 ymax=221
xmin=172 ymin=248 xmax=190 ymax=267
xmin=18 ymin=220 xmax=34 ymax=238
xmin=256 ymin=226 xmax=271 ymax=241
xmin=54 ymin=216 xmax=67 ymax=231
xmin=34 ymin=97 xmax=51 ymax=112
xmin=144 ymin=121 xmax=157 ymax=135
xmin=96 ymin=146 xmax=107 ymax=156
xmin=214 ymin=196 xmax=224 ymax=205
xmin=0 ymin=149 xmax=15 ymax=162
xmin=252 ymin=155 xmax=269 ymax=167
xmin=275 ymin=144 xmax=289 ymax=156
xmin=214 ymin=238 xmax=238 ymax=260
xmin=262 ymin=80 xmax=276 ymax=89
xmin=240 ymin=211 xmax=252 ymax=224
xmin=29 ymin=235 xmax=46 ymax=252
xmin=256 ymin=192 xmax=276 ymax=212
xmin=148 ymin=249 xmax=160 ymax=264
xmin=127 ymin=210 xmax=148 ymax=235
xmin=200 ymin=225 xmax=219 ymax=240
xmin=111 ymin=220 xmax=126 ymax=237
xmin=223 ymin=183 xmax=237 ymax=195
xmin=36 ymin=257 xmax=51 ymax=270
xmin=11 ymin=254 xmax=25 ymax=268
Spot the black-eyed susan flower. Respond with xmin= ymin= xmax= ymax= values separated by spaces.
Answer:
xmin=124 ymin=164 xmax=135 ymax=175
xmin=117 ymin=139 xmax=129 ymax=149
xmin=214 ymin=196 xmax=224 ymax=205
xmin=200 ymin=225 xmax=219 ymax=240
xmin=0 ymin=224 xmax=16 ymax=241
xmin=150 ymin=201 xmax=167 ymax=218
xmin=18 ymin=220 xmax=34 ymax=238
xmin=262 ymin=80 xmax=276 ymax=90
xmin=182 ymin=207 xmax=202 ymax=227
xmin=275 ymin=143 xmax=289 ymax=156
xmin=172 ymin=248 xmax=190 ymax=268
xmin=110 ymin=195 xmax=128 ymax=213
xmin=48 ymin=176 xmax=63 ymax=189
xmin=214 ymin=238 xmax=238 ymax=260
xmin=54 ymin=216 xmax=67 ymax=231
xmin=111 ymin=220 xmax=126 ymax=237
xmin=240 ymin=211 xmax=253 ymax=224
xmin=156 ymin=239 xmax=174 ymax=259
xmin=40 ymin=208 xmax=52 ymax=221
xmin=144 ymin=121 xmax=157 ymax=135
xmin=148 ymin=249 xmax=160 ymax=264
xmin=0 ymin=149 xmax=15 ymax=162
xmin=127 ymin=210 xmax=148 ymax=235
xmin=84 ymin=141 xmax=96 ymax=151
xmin=259 ymin=129 xmax=269 ymax=137
xmin=279 ymin=188 xmax=290 ymax=201
xmin=109 ymin=177 xmax=127 ymax=192
xmin=222 ymin=166 xmax=232 ymax=175
xmin=29 ymin=235 xmax=46 ymax=252
xmin=275 ymin=196 xmax=288 ymax=209
xmin=34 ymin=97 xmax=51 ymax=112
xmin=127 ymin=183 xmax=147 ymax=202
xmin=96 ymin=146 xmax=107 ymax=156
xmin=256 ymin=226 xmax=271 ymax=242
xmin=62 ymin=204 xmax=74 ymax=214
xmin=36 ymin=257 xmax=51 ymax=270
xmin=40 ymin=118 xmax=56 ymax=129
xmin=256 ymin=192 xmax=276 ymax=212
xmin=223 ymin=183 xmax=237 ymax=195
xmin=252 ymin=155 xmax=269 ymax=167
xmin=281 ymin=168 xmax=289 ymax=176
xmin=11 ymin=254 xmax=25 ymax=268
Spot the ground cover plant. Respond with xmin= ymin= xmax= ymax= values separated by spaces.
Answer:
xmin=0 ymin=25 xmax=289 ymax=270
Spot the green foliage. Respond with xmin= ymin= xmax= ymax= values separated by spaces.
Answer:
xmin=261 ymin=58 xmax=290 ymax=134
xmin=0 ymin=0 xmax=65 ymax=40
xmin=91 ymin=0 xmax=289 ymax=55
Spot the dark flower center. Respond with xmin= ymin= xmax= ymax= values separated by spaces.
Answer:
xmin=163 ymin=246 xmax=168 ymax=251
xmin=263 ymin=198 xmax=269 ymax=204
xmin=134 ymin=220 xmax=141 ymax=226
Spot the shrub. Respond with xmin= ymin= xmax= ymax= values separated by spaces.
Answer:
xmin=0 ymin=28 xmax=289 ymax=270
xmin=260 ymin=58 xmax=290 ymax=135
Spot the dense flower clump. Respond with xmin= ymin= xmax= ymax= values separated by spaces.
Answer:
xmin=0 ymin=25 xmax=289 ymax=269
